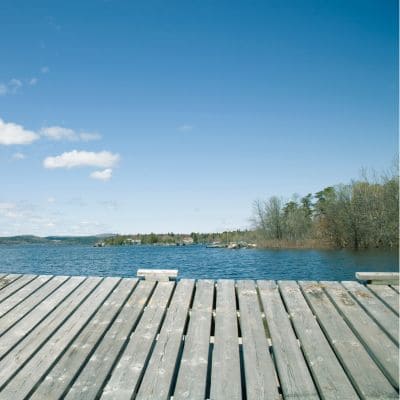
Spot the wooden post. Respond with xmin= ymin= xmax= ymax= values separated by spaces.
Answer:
xmin=137 ymin=269 xmax=178 ymax=281
xmin=355 ymin=272 xmax=399 ymax=285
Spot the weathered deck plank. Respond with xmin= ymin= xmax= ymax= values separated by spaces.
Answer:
xmin=279 ymin=281 xmax=359 ymax=400
xmin=0 ymin=277 xmax=96 ymax=363
xmin=390 ymin=285 xmax=399 ymax=293
xmin=0 ymin=276 xmax=85 ymax=356
xmin=210 ymin=279 xmax=242 ymax=400
xmin=135 ymin=279 xmax=195 ymax=400
xmin=238 ymin=280 xmax=280 ymax=400
xmin=0 ymin=275 xmax=53 ymax=318
xmin=0 ymin=275 xmax=22 ymax=292
xmin=322 ymin=281 xmax=399 ymax=388
xmin=367 ymin=284 xmax=399 ymax=315
xmin=174 ymin=279 xmax=214 ymax=400
xmin=301 ymin=281 xmax=398 ymax=399
xmin=0 ymin=275 xmax=68 ymax=334
xmin=63 ymin=280 xmax=155 ymax=400
xmin=0 ymin=277 xmax=117 ymax=399
xmin=0 ymin=273 xmax=398 ymax=399
xmin=0 ymin=275 xmax=37 ymax=303
xmin=29 ymin=278 xmax=139 ymax=399
xmin=342 ymin=281 xmax=399 ymax=344
xmin=258 ymin=280 xmax=319 ymax=400
xmin=101 ymin=281 xmax=174 ymax=399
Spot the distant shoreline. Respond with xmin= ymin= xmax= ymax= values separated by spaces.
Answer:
xmin=0 ymin=234 xmax=397 ymax=251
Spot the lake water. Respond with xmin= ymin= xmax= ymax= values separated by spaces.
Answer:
xmin=0 ymin=244 xmax=397 ymax=281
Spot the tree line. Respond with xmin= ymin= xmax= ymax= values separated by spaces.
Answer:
xmin=103 ymin=230 xmax=257 ymax=246
xmin=252 ymin=169 xmax=399 ymax=249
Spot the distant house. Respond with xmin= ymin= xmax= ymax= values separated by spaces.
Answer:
xmin=125 ymin=238 xmax=142 ymax=245
xmin=182 ymin=236 xmax=194 ymax=245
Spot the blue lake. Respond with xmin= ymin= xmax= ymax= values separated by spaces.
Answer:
xmin=0 ymin=244 xmax=397 ymax=281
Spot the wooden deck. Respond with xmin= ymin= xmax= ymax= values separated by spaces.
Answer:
xmin=0 ymin=273 xmax=398 ymax=399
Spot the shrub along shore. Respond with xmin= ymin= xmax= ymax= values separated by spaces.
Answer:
xmin=252 ymin=168 xmax=398 ymax=250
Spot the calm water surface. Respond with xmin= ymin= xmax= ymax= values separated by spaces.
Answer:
xmin=0 ymin=244 xmax=397 ymax=281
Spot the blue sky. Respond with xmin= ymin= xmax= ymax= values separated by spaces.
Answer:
xmin=0 ymin=0 xmax=398 ymax=235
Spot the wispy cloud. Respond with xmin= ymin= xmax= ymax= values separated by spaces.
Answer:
xmin=40 ymin=66 xmax=49 ymax=74
xmin=90 ymin=168 xmax=113 ymax=181
xmin=99 ymin=200 xmax=119 ymax=210
xmin=41 ymin=126 xmax=101 ymax=142
xmin=0 ymin=202 xmax=21 ymax=219
xmin=0 ymin=79 xmax=23 ymax=96
xmin=43 ymin=150 xmax=120 ymax=169
xmin=8 ymin=79 xmax=22 ymax=93
xmin=0 ymin=201 xmax=59 ymax=234
xmin=0 ymin=118 xmax=39 ymax=145
xmin=12 ymin=152 xmax=26 ymax=160
xmin=178 ymin=124 xmax=194 ymax=132
xmin=41 ymin=126 xmax=76 ymax=141
xmin=80 ymin=132 xmax=102 ymax=141
xmin=28 ymin=78 xmax=38 ymax=86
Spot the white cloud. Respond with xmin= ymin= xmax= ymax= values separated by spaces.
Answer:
xmin=12 ymin=152 xmax=26 ymax=160
xmin=41 ymin=126 xmax=101 ymax=142
xmin=29 ymin=78 xmax=38 ymax=86
xmin=8 ymin=79 xmax=22 ymax=93
xmin=90 ymin=168 xmax=113 ymax=181
xmin=41 ymin=66 xmax=49 ymax=74
xmin=41 ymin=126 xmax=77 ymax=141
xmin=47 ymin=197 xmax=56 ymax=203
xmin=0 ymin=118 xmax=39 ymax=145
xmin=0 ymin=79 xmax=23 ymax=96
xmin=43 ymin=150 xmax=120 ymax=169
xmin=178 ymin=124 xmax=193 ymax=132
